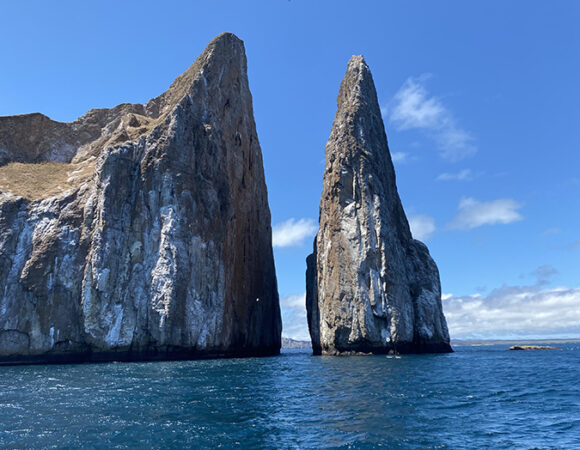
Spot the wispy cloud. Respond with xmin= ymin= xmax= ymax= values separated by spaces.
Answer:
xmin=280 ymin=293 xmax=306 ymax=309
xmin=272 ymin=218 xmax=317 ymax=248
xmin=408 ymin=214 xmax=436 ymax=241
xmin=532 ymin=264 xmax=558 ymax=286
xmin=451 ymin=197 xmax=523 ymax=229
xmin=436 ymin=169 xmax=473 ymax=182
xmin=280 ymin=293 xmax=310 ymax=341
xmin=542 ymin=227 xmax=562 ymax=235
xmin=387 ymin=75 xmax=476 ymax=161
xmin=391 ymin=152 xmax=409 ymax=163
xmin=437 ymin=128 xmax=476 ymax=162
xmin=444 ymin=275 xmax=580 ymax=340
xmin=387 ymin=75 xmax=446 ymax=130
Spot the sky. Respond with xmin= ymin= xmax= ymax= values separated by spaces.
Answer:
xmin=1 ymin=1 xmax=579 ymax=341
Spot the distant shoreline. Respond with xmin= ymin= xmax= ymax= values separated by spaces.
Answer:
xmin=452 ymin=338 xmax=580 ymax=347
xmin=283 ymin=337 xmax=580 ymax=350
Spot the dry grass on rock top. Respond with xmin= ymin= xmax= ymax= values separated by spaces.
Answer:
xmin=0 ymin=161 xmax=95 ymax=200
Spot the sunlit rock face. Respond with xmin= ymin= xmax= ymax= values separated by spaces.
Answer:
xmin=306 ymin=56 xmax=452 ymax=355
xmin=0 ymin=33 xmax=281 ymax=364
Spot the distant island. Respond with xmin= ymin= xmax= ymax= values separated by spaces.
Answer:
xmin=281 ymin=337 xmax=311 ymax=350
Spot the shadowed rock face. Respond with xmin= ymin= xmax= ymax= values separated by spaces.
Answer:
xmin=0 ymin=33 xmax=282 ymax=364
xmin=306 ymin=56 xmax=452 ymax=355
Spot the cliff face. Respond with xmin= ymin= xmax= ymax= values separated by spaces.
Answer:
xmin=306 ymin=56 xmax=451 ymax=355
xmin=0 ymin=33 xmax=282 ymax=363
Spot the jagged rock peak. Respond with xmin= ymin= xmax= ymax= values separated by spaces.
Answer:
xmin=306 ymin=56 xmax=452 ymax=356
xmin=0 ymin=33 xmax=282 ymax=364
xmin=146 ymin=32 xmax=246 ymax=118
xmin=336 ymin=55 xmax=377 ymax=114
xmin=0 ymin=33 xmax=249 ymax=171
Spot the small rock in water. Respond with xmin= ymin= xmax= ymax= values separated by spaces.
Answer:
xmin=509 ymin=345 xmax=562 ymax=351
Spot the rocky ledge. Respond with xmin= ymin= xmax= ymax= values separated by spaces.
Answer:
xmin=306 ymin=56 xmax=452 ymax=356
xmin=0 ymin=33 xmax=282 ymax=364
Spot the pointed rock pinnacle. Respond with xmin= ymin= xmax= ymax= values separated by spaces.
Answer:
xmin=306 ymin=56 xmax=452 ymax=355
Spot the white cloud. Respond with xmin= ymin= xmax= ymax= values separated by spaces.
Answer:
xmin=272 ymin=218 xmax=317 ymax=248
xmin=443 ymin=280 xmax=580 ymax=340
xmin=409 ymin=214 xmax=436 ymax=241
xmin=389 ymin=76 xmax=446 ymax=130
xmin=451 ymin=197 xmax=523 ymax=229
xmin=280 ymin=293 xmax=306 ymax=309
xmin=388 ymin=76 xmax=476 ymax=161
xmin=280 ymin=292 xmax=310 ymax=341
xmin=391 ymin=152 xmax=408 ymax=163
xmin=436 ymin=169 xmax=473 ymax=181
xmin=437 ymin=128 xmax=476 ymax=161
xmin=542 ymin=227 xmax=561 ymax=235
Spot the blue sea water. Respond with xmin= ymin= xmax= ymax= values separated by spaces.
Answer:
xmin=0 ymin=344 xmax=579 ymax=449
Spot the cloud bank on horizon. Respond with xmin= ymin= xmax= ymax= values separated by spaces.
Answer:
xmin=282 ymin=271 xmax=580 ymax=342
xmin=443 ymin=270 xmax=580 ymax=340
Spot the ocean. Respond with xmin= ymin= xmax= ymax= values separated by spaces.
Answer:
xmin=1 ymin=344 xmax=579 ymax=448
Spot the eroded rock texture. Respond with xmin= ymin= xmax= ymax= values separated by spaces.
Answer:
xmin=306 ymin=56 xmax=451 ymax=355
xmin=0 ymin=33 xmax=281 ymax=364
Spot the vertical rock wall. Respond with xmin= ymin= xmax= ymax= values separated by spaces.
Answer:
xmin=0 ymin=33 xmax=282 ymax=364
xmin=306 ymin=56 xmax=452 ymax=355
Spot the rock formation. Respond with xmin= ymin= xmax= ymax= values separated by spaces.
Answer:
xmin=0 ymin=32 xmax=282 ymax=364
xmin=306 ymin=56 xmax=452 ymax=355
xmin=509 ymin=345 xmax=561 ymax=351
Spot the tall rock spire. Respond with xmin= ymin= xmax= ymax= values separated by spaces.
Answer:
xmin=0 ymin=32 xmax=281 ymax=363
xmin=306 ymin=56 xmax=452 ymax=355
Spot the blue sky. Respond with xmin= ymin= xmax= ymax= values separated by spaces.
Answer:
xmin=1 ymin=1 xmax=579 ymax=340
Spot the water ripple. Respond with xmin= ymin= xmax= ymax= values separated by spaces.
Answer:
xmin=0 ymin=345 xmax=579 ymax=448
